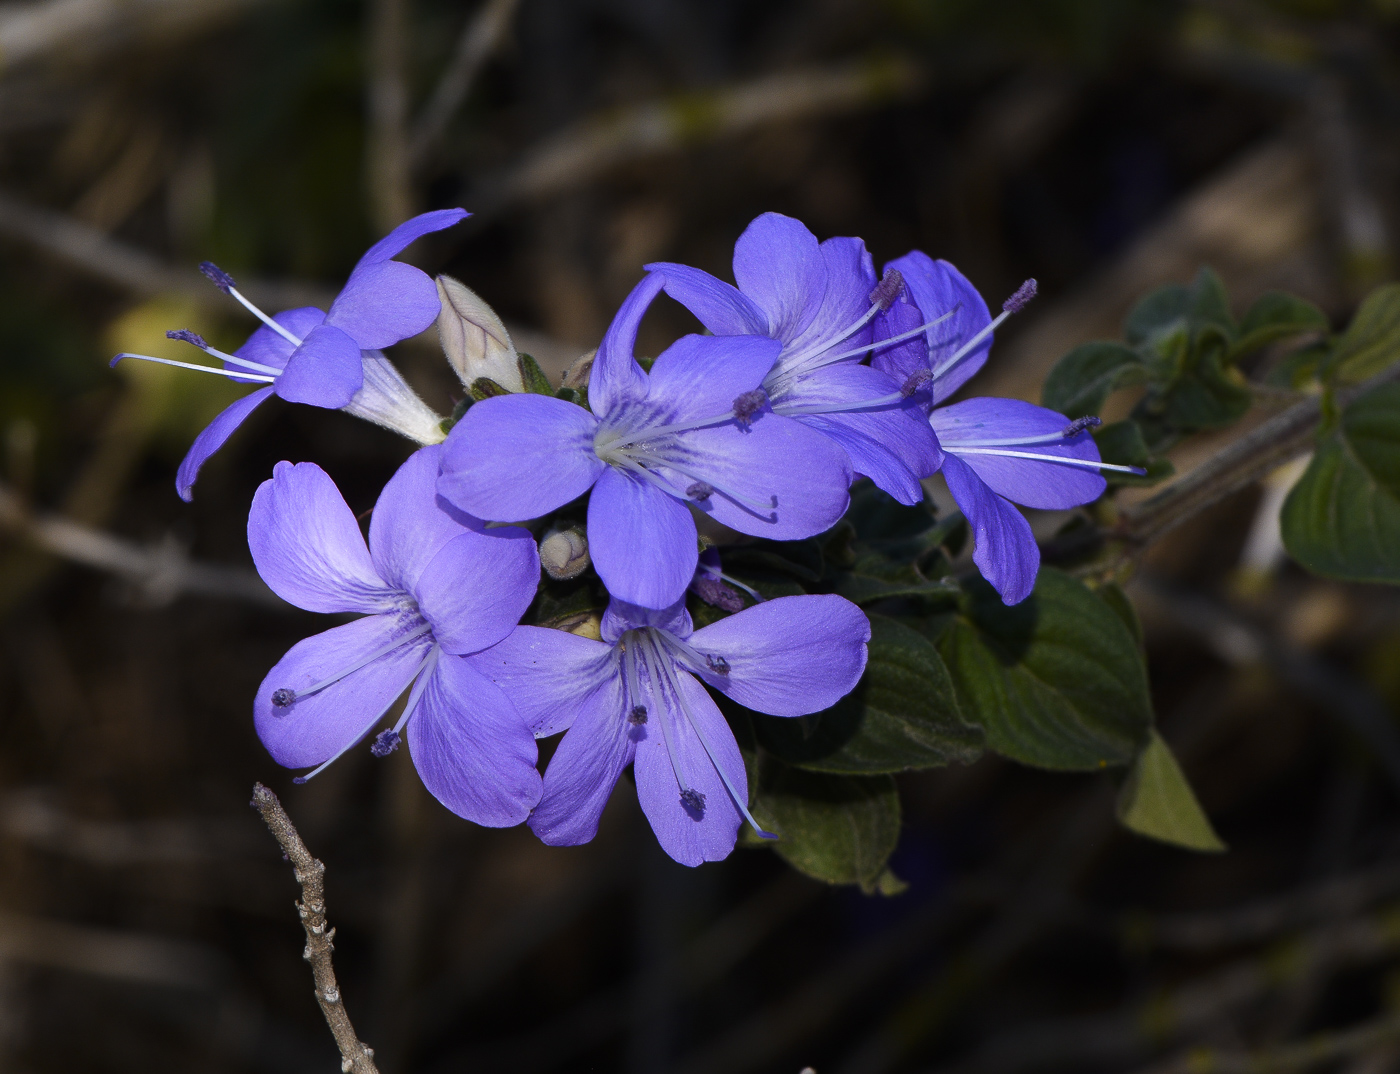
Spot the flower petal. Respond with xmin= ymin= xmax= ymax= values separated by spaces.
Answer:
xmin=255 ymin=614 xmax=431 ymax=769
xmin=785 ymin=234 xmax=875 ymax=359
xmin=600 ymin=597 xmax=692 ymax=645
xmin=408 ymin=655 xmax=541 ymax=826
xmin=328 ymin=259 xmax=441 ymax=349
xmin=731 ymin=213 xmax=826 ymax=344
xmin=232 ymin=307 xmax=326 ymax=372
xmin=932 ymin=397 xmax=1106 ymax=509
xmin=176 ymin=387 xmax=274 ymax=502
xmin=275 ymin=324 xmax=364 ymax=408
xmin=886 ymin=251 xmax=992 ymax=404
xmin=591 ymin=273 xmax=662 ymax=416
xmin=644 ymin=333 xmax=781 ymax=423
xmin=941 ymin=452 xmax=1039 ymax=605
xmin=633 ymin=671 xmax=743 ymax=866
xmin=870 ymin=293 xmax=930 ymax=395
xmin=528 ymin=671 xmax=633 ymax=847
xmin=412 ymin=528 xmax=539 ymax=654
xmin=646 ymin=262 xmax=769 ymax=336
xmin=368 ymin=445 xmax=464 ymax=590
xmin=352 ymin=207 xmax=468 ymax=269
xmin=438 ymin=394 xmax=604 ymax=522
xmin=248 ymin=460 xmax=395 ymax=612
xmin=587 ymin=466 xmax=698 ymax=609
xmin=468 ymin=625 xmax=615 ymax=737
xmin=690 ymin=594 xmax=870 ymax=716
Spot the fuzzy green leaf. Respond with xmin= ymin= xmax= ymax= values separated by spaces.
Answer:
xmin=1327 ymin=283 xmax=1400 ymax=385
xmin=1041 ymin=342 xmax=1145 ymax=418
xmin=1116 ymin=730 xmax=1225 ymax=852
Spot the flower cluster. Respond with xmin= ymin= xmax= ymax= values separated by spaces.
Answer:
xmin=128 ymin=208 xmax=1136 ymax=866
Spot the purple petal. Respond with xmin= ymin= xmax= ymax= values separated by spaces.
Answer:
xmin=633 ymin=671 xmax=744 ymax=866
xmin=329 ymin=259 xmax=441 ymax=350
xmin=600 ymin=597 xmax=693 ymax=644
xmin=275 ymin=324 xmax=364 ymax=408
xmin=438 ymin=394 xmax=604 ymax=521
xmin=691 ymin=594 xmax=870 ymax=716
xmin=646 ymin=262 xmax=769 ymax=336
xmin=408 ymin=655 xmax=541 ymax=826
xmin=369 ymin=445 xmax=466 ymax=591
xmin=232 ymin=307 xmax=327 ymax=372
xmin=255 ymin=614 xmax=432 ymax=768
xmin=886 ymin=251 xmax=992 ymax=404
xmin=645 ymin=333 xmax=781 ymax=423
xmin=412 ymin=528 xmax=539 ymax=654
xmin=670 ymin=415 xmax=851 ymax=540
xmin=587 ymin=466 xmax=698 ymax=610
xmin=352 ymin=207 xmax=468 ymax=269
xmin=731 ymin=213 xmax=826 ymax=344
xmin=591 ymin=273 xmax=663 ymax=416
xmin=176 ymin=386 xmax=274 ymax=502
xmin=932 ymin=397 xmax=1106 ymax=509
xmin=870 ymin=293 xmax=930 ymax=395
xmin=249 ymin=461 xmax=395 ymax=612
xmin=941 ymin=452 xmax=1039 ymax=605
xmin=529 ymin=671 xmax=633 ymax=847
xmin=468 ymin=625 xmax=615 ymax=737
xmin=783 ymin=235 xmax=875 ymax=360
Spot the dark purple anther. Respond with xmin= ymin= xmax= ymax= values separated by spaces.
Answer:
xmin=1061 ymin=415 xmax=1102 ymax=437
xmin=732 ymin=388 xmax=768 ymax=427
xmin=271 ymin=688 xmax=295 ymax=708
xmin=694 ymin=577 xmax=744 ymax=613
xmin=680 ymin=788 xmax=707 ymax=813
xmin=686 ymin=482 xmax=715 ymax=501
xmin=1002 ymin=278 xmax=1038 ymax=315
xmin=370 ymin=729 xmax=401 ymax=757
xmin=705 ymin=654 xmax=731 ymax=676
xmin=900 ymin=369 xmax=932 ymax=397
xmin=167 ymin=329 xmax=209 ymax=350
xmin=868 ymin=268 xmax=905 ymax=311
xmin=628 ymin=705 xmax=648 ymax=725
xmin=199 ymin=261 xmax=236 ymax=293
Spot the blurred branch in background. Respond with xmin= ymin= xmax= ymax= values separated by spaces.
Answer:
xmin=366 ymin=0 xmax=413 ymax=232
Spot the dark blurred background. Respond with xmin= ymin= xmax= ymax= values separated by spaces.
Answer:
xmin=3 ymin=1 xmax=1400 ymax=1071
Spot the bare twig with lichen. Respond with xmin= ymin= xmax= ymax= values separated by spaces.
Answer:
xmin=250 ymin=783 xmax=380 ymax=1074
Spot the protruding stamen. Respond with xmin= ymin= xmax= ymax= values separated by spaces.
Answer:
xmin=951 ymin=446 xmax=1146 ymax=475
xmin=694 ymin=577 xmax=744 ymax=613
xmin=869 ymin=269 xmax=905 ymax=311
xmin=901 ymin=369 xmax=932 ymax=397
xmin=271 ymin=688 xmax=296 ymax=708
xmin=705 ymin=654 xmax=730 ymax=676
xmin=680 ymin=788 xmax=707 ymax=814
xmin=628 ymin=705 xmax=648 ymax=725
xmin=200 ymin=261 xmax=236 ymax=293
xmin=732 ymin=389 xmax=768 ymax=427
xmin=686 ymin=481 xmax=714 ymax=501
xmin=1003 ymin=278 xmax=1037 ymax=314
xmin=110 ymin=352 xmax=278 ymax=383
xmin=167 ymin=329 xmax=209 ymax=349
xmin=1062 ymin=415 xmax=1102 ymax=437
xmin=370 ymin=730 xmax=400 ymax=756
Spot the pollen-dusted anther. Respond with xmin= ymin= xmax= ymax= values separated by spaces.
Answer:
xmin=868 ymin=268 xmax=905 ymax=311
xmin=686 ymin=482 xmax=714 ymax=501
xmin=705 ymin=654 xmax=731 ymax=676
xmin=167 ymin=329 xmax=209 ymax=349
xmin=1061 ymin=415 xmax=1102 ymax=437
xmin=370 ymin=729 xmax=401 ymax=757
xmin=694 ymin=577 xmax=744 ymax=613
xmin=900 ymin=369 xmax=932 ymax=397
xmin=732 ymin=388 xmax=768 ymax=427
xmin=680 ymin=788 xmax=707 ymax=813
xmin=1002 ymin=278 xmax=1038 ymax=315
xmin=628 ymin=705 xmax=648 ymax=725
xmin=199 ymin=261 xmax=237 ymax=294
xmin=271 ymin=688 xmax=296 ymax=708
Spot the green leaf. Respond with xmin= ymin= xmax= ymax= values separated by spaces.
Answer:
xmin=1116 ymin=730 xmax=1225 ymax=852
xmin=1327 ymin=283 xmax=1400 ymax=385
xmin=1095 ymin=582 xmax=1144 ymax=651
xmin=933 ymin=569 xmax=1153 ymax=770
xmin=831 ymin=553 xmax=960 ymax=606
xmin=517 ymin=352 xmax=555 ymax=395
xmin=845 ymin=481 xmax=937 ymax=541
xmin=753 ymin=614 xmax=982 ymax=774
xmin=1281 ymin=382 xmax=1400 ymax=584
xmin=1041 ymin=342 xmax=1145 ymax=417
xmin=1125 ymin=283 xmax=1192 ymax=346
xmin=1124 ymin=267 xmax=1234 ymax=347
xmin=1133 ymin=340 xmax=1252 ymax=446
xmin=1229 ymin=292 xmax=1328 ymax=362
xmin=749 ymin=766 xmax=901 ymax=886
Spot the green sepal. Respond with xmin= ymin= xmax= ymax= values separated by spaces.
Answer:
xmin=469 ymin=377 xmax=511 ymax=401
xmin=438 ymin=395 xmax=473 ymax=434
xmin=517 ymin=352 xmax=555 ymax=395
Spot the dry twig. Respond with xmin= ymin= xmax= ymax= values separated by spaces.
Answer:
xmin=250 ymin=783 xmax=380 ymax=1074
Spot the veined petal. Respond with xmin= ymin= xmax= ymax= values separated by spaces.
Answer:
xmin=176 ymin=386 xmax=275 ymax=502
xmin=408 ymin=655 xmax=541 ymax=827
xmin=587 ymin=467 xmax=697 ymax=610
xmin=732 ymin=213 xmax=825 ymax=344
xmin=887 ymin=251 xmax=992 ymax=403
xmin=412 ymin=527 xmax=539 ymax=655
xmin=644 ymin=333 xmax=780 ymax=423
xmin=646 ymin=262 xmax=768 ymax=336
xmin=249 ymin=461 xmax=395 ymax=613
xmin=784 ymin=234 xmax=875 ymax=360
xmin=600 ymin=598 xmax=692 ymax=645
xmin=233 ymin=307 xmax=326 ymax=372
xmin=591 ymin=273 xmax=663 ymax=416
xmin=275 ymin=324 xmax=364 ymax=408
xmin=255 ymin=614 xmax=431 ymax=769
xmin=870 ymin=294 xmax=930 ymax=394
xmin=633 ymin=671 xmax=743 ymax=867
xmin=691 ymin=594 xmax=870 ymax=716
xmin=468 ymin=625 xmax=615 ymax=738
xmin=329 ymin=259 xmax=442 ymax=350
xmin=369 ymin=445 xmax=466 ymax=591
xmin=933 ymin=397 xmax=1106 ymax=509
xmin=352 ymin=207 xmax=469 ymax=269
xmin=438 ymin=394 xmax=604 ymax=522
xmin=942 ymin=452 xmax=1039 ymax=605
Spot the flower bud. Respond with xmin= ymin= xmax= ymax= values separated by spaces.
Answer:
xmin=436 ymin=274 xmax=524 ymax=393
xmin=539 ymin=525 xmax=590 ymax=580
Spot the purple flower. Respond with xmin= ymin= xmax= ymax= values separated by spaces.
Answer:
xmin=646 ymin=213 xmax=942 ymax=506
xmin=113 ymin=208 xmax=468 ymax=501
xmin=249 ymin=444 xmax=543 ymax=826
xmin=469 ymin=593 xmax=871 ymax=866
xmin=691 ymin=547 xmax=763 ymax=612
xmin=437 ymin=272 xmax=853 ymax=610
